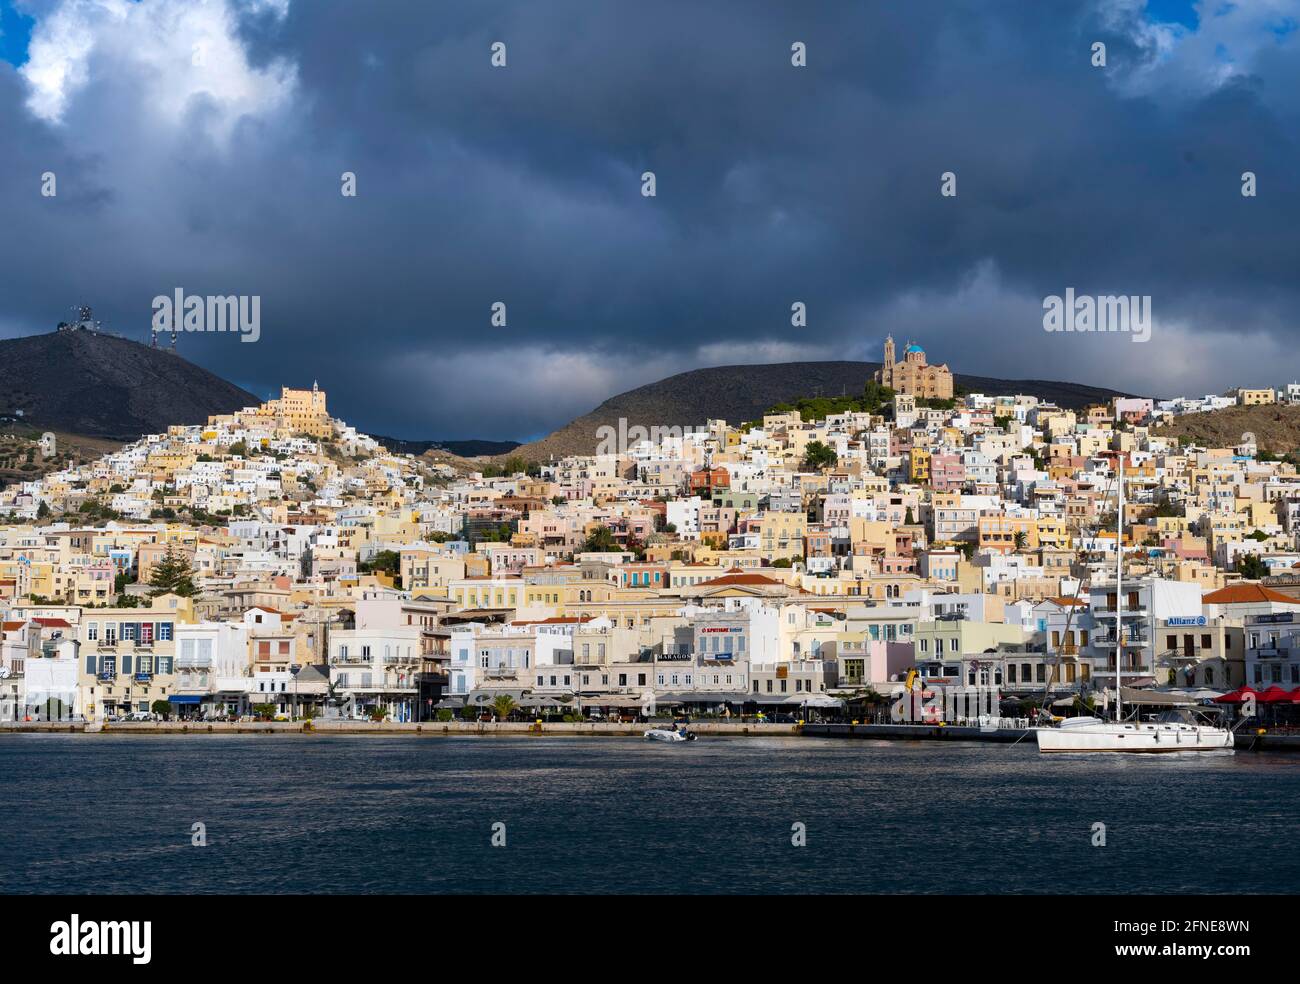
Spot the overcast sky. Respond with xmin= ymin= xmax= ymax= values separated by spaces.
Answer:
xmin=1 ymin=0 xmax=1298 ymax=441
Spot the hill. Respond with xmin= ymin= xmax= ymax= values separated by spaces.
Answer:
xmin=508 ymin=361 xmax=1135 ymax=461
xmin=1155 ymin=404 xmax=1300 ymax=454
xmin=374 ymin=436 xmax=520 ymax=458
xmin=0 ymin=426 xmax=123 ymax=488
xmin=0 ymin=330 xmax=258 ymax=439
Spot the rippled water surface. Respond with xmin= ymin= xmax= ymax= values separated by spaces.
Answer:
xmin=2 ymin=734 xmax=1296 ymax=894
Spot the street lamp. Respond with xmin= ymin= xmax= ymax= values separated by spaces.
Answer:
xmin=290 ymin=664 xmax=300 ymax=721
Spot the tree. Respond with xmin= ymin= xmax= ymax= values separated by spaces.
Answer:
xmin=802 ymin=441 xmax=838 ymax=471
xmin=36 ymin=501 xmax=51 ymax=520
xmin=492 ymin=694 xmax=517 ymax=720
xmin=151 ymin=699 xmax=172 ymax=721
xmin=1237 ymin=554 xmax=1269 ymax=580
xmin=581 ymin=526 xmax=621 ymax=553
xmin=1013 ymin=530 xmax=1029 ymax=552
xmin=904 ymin=507 xmax=916 ymax=526
xmin=862 ymin=381 xmax=895 ymax=414
xmin=500 ymin=455 xmax=537 ymax=477
xmin=149 ymin=544 xmax=196 ymax=597
xmin=360 ymin=549 xmax=401 ymax=583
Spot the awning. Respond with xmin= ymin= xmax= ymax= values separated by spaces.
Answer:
xmin=517 ymin=693 xmax=574 ymax=707
xmin=576 ymin=695 xmax=645 ymax=708
xmin=798 ymin=694 xmax=844 ymax=708
xmin=1117 ymin=686 xmax=1194 ymax=706
xmin=168 ymin=694 xmax=203 ymax=704
xmin=1213 ymin=686 xmax=1258 ymax=705
xmin=466 ymin=688 xmax=529 ymax=704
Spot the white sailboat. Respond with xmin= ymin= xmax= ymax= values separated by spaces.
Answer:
xmin=1036 ymin=455 xmax=1234 ymax=754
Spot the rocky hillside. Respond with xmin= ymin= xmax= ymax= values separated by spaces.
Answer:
xmin=1155 ymin=404 xmax=1300 ymax=453
xmin=508 ymin=360 xmax=1135 ymax=461
xmin=0 ymin=330 xmax=258 ymax=439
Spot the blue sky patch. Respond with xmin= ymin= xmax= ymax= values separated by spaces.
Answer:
xmin=0 ymin=1 xmax=34 ymax=67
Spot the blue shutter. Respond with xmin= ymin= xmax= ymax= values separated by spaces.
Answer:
xmin=85 ymin=651 xmax=96 ymax=674
xmin=122 ymin=653 xmax=133 ymax=674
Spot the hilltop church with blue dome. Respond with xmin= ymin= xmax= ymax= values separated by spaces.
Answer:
xmin=874 ymin=336 xmax=954 ymax=400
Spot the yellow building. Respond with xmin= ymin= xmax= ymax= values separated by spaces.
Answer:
xmin=909 ymin=447 xmax=931 ymax=484
xmin=760 ymin=512 xmax=807 ymax=563
xmin=1238 ymin=388 xmax=1275 ymax=406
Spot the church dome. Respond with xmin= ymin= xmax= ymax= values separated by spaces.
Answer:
xmin=905 ymin=344 xmax=924 ymax=354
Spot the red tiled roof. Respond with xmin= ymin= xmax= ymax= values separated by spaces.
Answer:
xmin=32 ymin=617 xmax=72 ymax=628
xmin=697 ymin=568 xmax=784 ymax=587
xmin=1203 ymin=584 xmax=1297 ymax=605
xmin=510 ymin=615 xmax=594 ymax=626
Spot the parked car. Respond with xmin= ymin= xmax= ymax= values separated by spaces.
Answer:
xmin=124 ymin=710 xmax=153 ymax=722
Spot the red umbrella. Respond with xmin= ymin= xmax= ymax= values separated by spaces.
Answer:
xmin=1213 ymin=687 xmax=1258 ymax=704
xmin=1289 ymin=687 xmax=1300 ymax=704
xmin=1259 ymin=686 xmax=1292 ymax=704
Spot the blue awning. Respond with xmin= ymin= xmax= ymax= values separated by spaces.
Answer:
xmin=168 ymin=695 xmax=203 ymax=704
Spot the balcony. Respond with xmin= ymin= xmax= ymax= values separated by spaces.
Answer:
xmin=97 ymin=670 xmax=116 ymax=681
xmin=1094 ymin=635 xmax=1149 ymax=648
xmin=134 ymin=672 xmax=152 ymax=683
xmin=484 ymin=666 xmax=519 ymax=679
xmin=1093 ymin=606 xmax=1149 ymax=618
xmin=1255 ymin=647 xmax=1293 ymax=659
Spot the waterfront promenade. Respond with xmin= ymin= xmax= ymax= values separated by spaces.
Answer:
xmin=0 ymin=720 xmax=800 ymax=736
xmin=4 ymin=718 xmax=1297 ymax=749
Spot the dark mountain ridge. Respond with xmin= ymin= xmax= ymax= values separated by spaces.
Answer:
xmin=507 ymin=360 xmax=1136 ymax=460
xmin=0 ymin=329 xmax=258 ymax=439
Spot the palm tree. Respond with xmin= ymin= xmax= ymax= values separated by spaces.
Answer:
xmin=492 ymin=695 xmax=517 ymax=721
xmin=1013 ymin=530 xmax=1028 ymax=552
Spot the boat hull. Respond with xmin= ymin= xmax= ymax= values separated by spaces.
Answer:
xmin=1035 ymin=723 xmax=1233 ymax=753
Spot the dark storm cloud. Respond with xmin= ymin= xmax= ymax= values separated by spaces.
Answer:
xmin=1 ymin=0 xmax=1298 ymax=439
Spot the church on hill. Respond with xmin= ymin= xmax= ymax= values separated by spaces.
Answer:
xmin=874 ymin=336 xmax=953 ymax=400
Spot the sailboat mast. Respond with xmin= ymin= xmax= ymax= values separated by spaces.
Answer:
xmin=1115 ymin=455 xmax=1124 ymax=723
